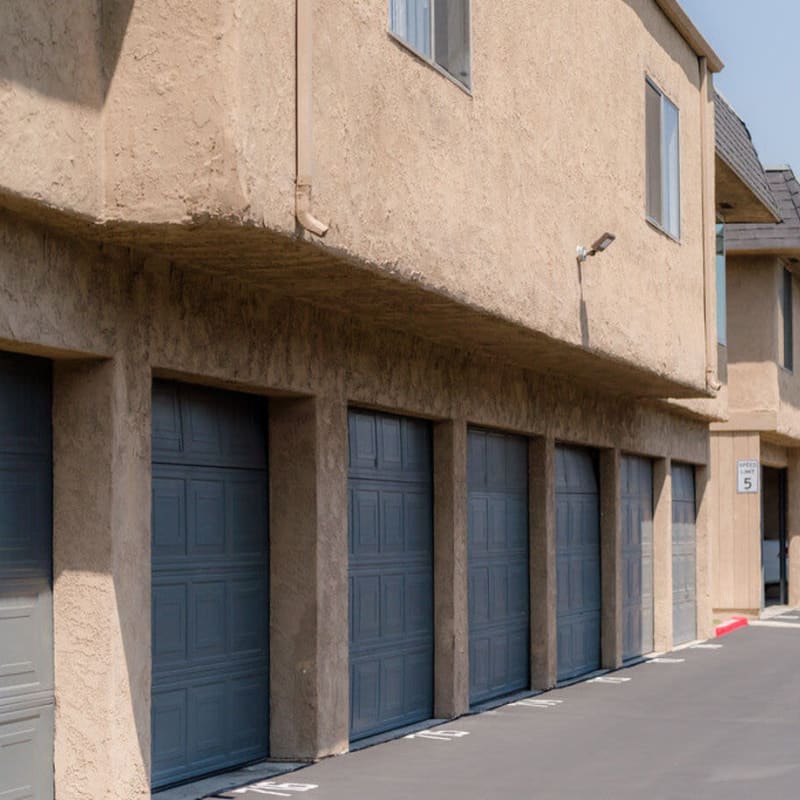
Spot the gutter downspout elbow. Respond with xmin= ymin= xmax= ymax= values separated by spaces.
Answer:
xmin=296 ymin=0 xmax=329 ymax=237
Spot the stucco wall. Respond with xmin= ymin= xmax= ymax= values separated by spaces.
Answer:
xmin=0 ymin=209 xmax=712 ymax=796
xmin=710 ymin=431 xmax=762 ymax=614
xmin=724 ymin=255 xmax=800 ymax=442
xmin=0 ymin=0 xmax=715 ymax=394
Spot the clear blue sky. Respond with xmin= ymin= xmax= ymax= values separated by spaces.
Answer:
xmin=680 ymin=0 xmax=800 ymax=170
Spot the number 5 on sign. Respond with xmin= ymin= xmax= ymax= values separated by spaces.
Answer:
xmin=737 ymin=460 xmax=759 ymax=494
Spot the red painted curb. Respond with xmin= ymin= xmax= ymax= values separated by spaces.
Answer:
xmin=715 ymin=617 xmax=749 ymax=637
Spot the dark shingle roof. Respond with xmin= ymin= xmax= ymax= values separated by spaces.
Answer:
xmin=715 ymin=91 xmax=781 ymax=222
xmin=726 ymin=168 xmax=800 ymax=254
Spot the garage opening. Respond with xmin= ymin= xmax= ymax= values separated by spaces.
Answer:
xmin=762 ymin=466 xmax=788 ymax=608
xmin=151 ymin=381 xmax=269 ymax=789
xmin=556 ymin=445 xmax=601 ymax=682
xmin=621 ymin=455 xmax=654 ymax=661
xmin=348 ymin=409 xmax=434 ymax=742
xmin=672 ymin=463 xmax=697 ymax=645
xmin=0 ymin=352 xmax=53 ymax=800
xmin=467 ymin=428 xmax=529 ymax=706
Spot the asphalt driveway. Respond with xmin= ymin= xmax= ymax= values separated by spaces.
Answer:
xmin=217 ymin=615 xmax=800 ymax=800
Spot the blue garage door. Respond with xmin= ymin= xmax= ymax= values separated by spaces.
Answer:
xmin=556 ymin=446 xmax=601 ymax=682
xmin=0 ymin=353 xmax=53 ymax=800
xmin=348 ymin=410 xmax=434 ymax=741
xmin=672 ymin=463 xmax=697 ymax=645
xmin=151 ymin=381 xmax=269 ymax=789
xmin=468 ymin=428 xmax=529 ymax=705
xmin=621 ymin=455 xmax=654 ymax=661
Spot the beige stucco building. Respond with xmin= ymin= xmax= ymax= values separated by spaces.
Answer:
xmin=0 ymin=2 xmax=747 ymax=798
xmin=711 ymin=161 xmax=800 ymax=617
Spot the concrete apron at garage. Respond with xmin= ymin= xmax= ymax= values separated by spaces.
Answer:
xmin=214 ymin=626 xmax=800 ymax=800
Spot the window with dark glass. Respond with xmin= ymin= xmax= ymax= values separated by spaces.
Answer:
xmin=782 ymin=267 xmax=794 ymax=371
xmin=390 ymin=0 xmax=471 ymax=88
xmin=646 ymin=79 xmax=680 ymax=239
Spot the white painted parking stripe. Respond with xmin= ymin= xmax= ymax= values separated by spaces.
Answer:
xmin=751 ymin=620 xmax=800 ymax=629
xmin=777 ymin=615 xmax=799 ymax=620
xmin=588 ymin=676 xmax=631 ymax=684
xmin=647 ymin=657 xmax=685 ymax=664
xmin=509 ymin=698 xmax=564 ymax=708
xmin=689 ymin=643 xmax=723 ymax=649
xmin=405 ymin=730 xmax=470 ymax=741
xmin=230 ymin=782 xmax=318 ymax=797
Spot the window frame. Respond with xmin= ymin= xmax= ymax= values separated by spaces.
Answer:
xmin=782 ymin=266 xmax=794 ymax=373
xmin=645 ymin=77 xmax=681 ymax=241
xmin=387 ymin=0 xmax=473 ymax=93
xmin=716 ymin=222 xmax=727 ymax=346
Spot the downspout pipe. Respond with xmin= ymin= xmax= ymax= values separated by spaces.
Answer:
xmin=698 ymin=55 xmax=721 ymax=392
xmin=296 ymin=0 xmax=329 ymax=236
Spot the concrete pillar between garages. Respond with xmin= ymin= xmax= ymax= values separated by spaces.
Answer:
xmin=652 ymin=459 xmax=673 ymax=653
xmin=600 ymin=449 xmax=623 ymax=670
xmin=433 ymin=419 xmax=469 ymax=719
xmin=52 ymin=355 xmax=152 ymax=800
xmin=788 ymin=451 xmax=800 ymax=608
xmin=695 ymin=465 xmax=714 ymax=640
xmin=269 ymin=396 xmax=349 ymax=759
xmin=530 ymin=436 xmax=557 ymax=689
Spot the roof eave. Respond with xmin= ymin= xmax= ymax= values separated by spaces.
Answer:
xmin=715 ymin=154 xmax=783 ymax=224
xmin=654 ymin=0 xmax=724 ymax=72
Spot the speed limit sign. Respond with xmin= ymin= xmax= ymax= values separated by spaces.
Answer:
xmin=737 ymin=460 xmax=759 ymax=493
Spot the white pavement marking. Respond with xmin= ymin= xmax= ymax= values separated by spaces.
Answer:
xmin=778 ymin=615 xmax=800 ymax=620
xmin=510 ymin=698 xmax=564 ymax=708
xmin=404 ymin=730 xmax=470 ymax=741
xmin=751 ymin=620 xmax=800 ymax=629
xmin=689 ymin=643 xmax=723 ymax=649
xmin=647 ymin=657 xmax=685 ymax=664
xmin=587 ymin=676 xmax=631 ymax=684
xmin=230 ymin=782 xmax=318 ymax=797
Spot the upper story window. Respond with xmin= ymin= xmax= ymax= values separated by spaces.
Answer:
xmin=716 ymin=223 xmax=726 ymax=345
xmin=782 ymin=267 xmax=794 ymax=372
xmin=646 ymin=79 xmax=680 ymax=239
xmin=389 ymin=0 xmax=471 ymax=89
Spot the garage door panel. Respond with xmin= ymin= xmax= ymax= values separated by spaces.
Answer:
xmin=228 ymin=478 xmax=268 ymax=554
xmin=152 ymin=583 xmax=189 ymax=666
xmin=557 ymin=446 xmax=601 ymax=682
xmin=0 ymin=703 xmax=54 ymax=800
xmin=348 ymin=410 xmax=433 ymax=741
xmin=468 ymin=429 xmax=529 ymax=705
xmin=152 ymin=382 xmax=268 ymax=788
xmin=152 ymin=382 xmax=266 ymax=470
xmin=152 ymin=477 xmax=187 ymax=557
xmin=191 ymin=582 xmax=227 ymax=659
xmin=0 ymin=581 xmax=52 ymax=701
xmin=230 ymin=675 xmax=268 ymax=753
xmin=672 ymin=464 xmax=697 ymax=645
xmin=468 ymin=497 xmax=489 ymax=549
xmin=0 ymin=354 xmax=53 ymax=800
xmin=350 ymin=659 xmax=379 ymax=733
xmin=403 ymin=650 xmax=434 ymax=712
xmin=230 ymin=580 xmax=268 ymax=655
xmin=405 ymin=493 xmax=433 ymax=550
xmin=621 ymin=456 xmax=654 ymax=662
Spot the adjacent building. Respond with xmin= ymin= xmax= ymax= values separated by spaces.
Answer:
xmin=0 ymin=1 xmax=744 ymax=798
xmin=711 ymin=159 xmax=800 ymax=616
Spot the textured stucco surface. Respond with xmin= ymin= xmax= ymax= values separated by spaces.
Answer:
xmin=0 ymin=209 xmax=714 ymax=796
xmin=709 ymin=431 xmax=762 ymax=614
xmin=721 ymin=254 xmax=800 ymax=443
xmin=0 ymin=0 xmax=716 ymax=398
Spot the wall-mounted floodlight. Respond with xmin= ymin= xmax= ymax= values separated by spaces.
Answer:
xmin=576 ymin=233 xmax=616 ymax=263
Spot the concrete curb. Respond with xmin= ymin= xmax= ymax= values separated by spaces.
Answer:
xmin=715 ymin=617 xmax=749 ymax=637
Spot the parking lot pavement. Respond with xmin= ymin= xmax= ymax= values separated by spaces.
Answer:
xmin=216 ymin=625 xmax=800 ymax=800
